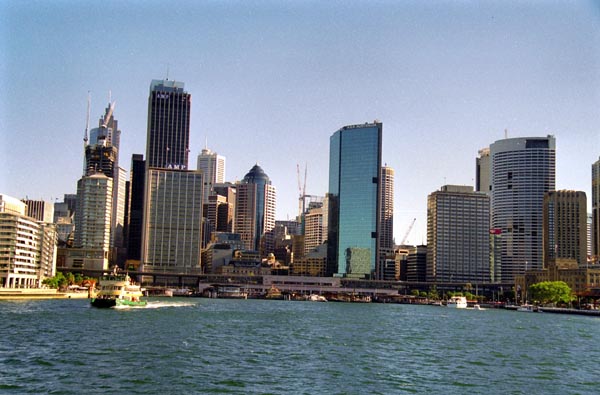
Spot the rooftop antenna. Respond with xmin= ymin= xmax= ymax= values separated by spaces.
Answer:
xmin=166 ymin=63 xmax=170 ymax=81
xmin=108 ymin=89 xmax=112 ymax=104
xmin=84 ymin=91 xmax=90 ymax=146
xmin=82 ymin=91 xmax=91 ymax=176
xmin=504 ymin=128 xmax=508 ymax=139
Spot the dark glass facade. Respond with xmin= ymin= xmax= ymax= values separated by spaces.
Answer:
xmin=327 ymin=122 xmax=382 ymax=278
xmin=125 ymin=154 xmax=145 ymax=261
xmin=146 ymin=80 xmax=191 ymax=170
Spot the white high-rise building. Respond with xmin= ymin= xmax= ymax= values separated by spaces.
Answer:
xmin=592 ymin=157 xmax=600 ymax=261
xmin=490 ymin=136 xmax=556 ymax=282
xmin=74 ymin=173 xmax=113 ymax=270
xmin=197 ymin=146 xmax=226 ymax=204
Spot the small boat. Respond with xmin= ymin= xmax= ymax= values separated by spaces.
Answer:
xmin=446 ymin=296 xmax=467 ymax=309
xmin=91 ymin=268 xmax=147 ymax=308
xmin=517 ymin=304 xmax=539 ymax=313
xmin=472 ymin=304 xmax=486 ymax=311
xmin=306 ymin=294 xmax=327 ymax=302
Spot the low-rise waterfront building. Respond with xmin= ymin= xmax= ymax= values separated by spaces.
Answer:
xmin=516 ymin=259 xmax=600 ymax=298
xmin=0 ymin=194 xmax=57 ymax=288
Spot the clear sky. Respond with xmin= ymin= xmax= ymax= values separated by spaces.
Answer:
xmin=1 ymin=1 xmax=599 ymax=245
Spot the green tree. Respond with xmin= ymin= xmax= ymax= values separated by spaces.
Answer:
xmin=529 ymin=281 xmax=574 ymax=306
xmin=410 ymin=289 xmax=420 ymax=297
xmin=428 ymin=286 xmax=440 ymax=300
xmin=42 ymin=272 xmax=69 ymax=289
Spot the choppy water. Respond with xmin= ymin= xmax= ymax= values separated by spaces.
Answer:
xmin=0 ymin=298 xmax=598 ymax=394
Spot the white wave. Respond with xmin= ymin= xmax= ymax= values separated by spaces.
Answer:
xmin=144 ymin=301 xmax=196 ymax=309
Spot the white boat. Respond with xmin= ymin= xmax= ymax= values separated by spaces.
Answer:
xmin=446 ymin=296 xmax=467 ymax=308
xmin=472 ymin=304 xmax=485 ymax=311
xmin=307 ymin=294 xmax=327 ymax=302
xmin=517 ymin=304 xmax=539 ymax=312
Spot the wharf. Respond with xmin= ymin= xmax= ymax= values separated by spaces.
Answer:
xmin=538 ymin=307 xmax=600 ymax=317
xmin=0 ymin=288 xmax=89 ymax=300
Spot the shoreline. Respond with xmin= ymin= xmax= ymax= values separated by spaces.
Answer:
xmin=0 ymin=288 xmax=89 ymax=300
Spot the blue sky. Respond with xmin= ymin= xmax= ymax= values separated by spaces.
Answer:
xmin=1 ymin=1 xmax=599 ymax=244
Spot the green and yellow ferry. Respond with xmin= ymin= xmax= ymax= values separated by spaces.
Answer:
xmin=91 ymin=269 xmax=147 ymax=308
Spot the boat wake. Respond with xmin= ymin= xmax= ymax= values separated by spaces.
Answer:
xmin=143 ymin=301 xmax=196 ymax=309
xmin=110 ymin=301 xmax=196 ymax=309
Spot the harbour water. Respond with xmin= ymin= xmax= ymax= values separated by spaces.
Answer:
xmin=1 ymin=298 xmax=598 ymax=394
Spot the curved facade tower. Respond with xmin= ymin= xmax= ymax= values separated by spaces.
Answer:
xmin=490 ymin=136 xmax=556 ymax=282
xmin=235 ymin=164 xmax=276 ymax=254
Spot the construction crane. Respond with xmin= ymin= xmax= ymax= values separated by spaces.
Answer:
xmin=297 ymin=163 xmax=307 ymax=220
xmin=400 ymin=218 xmax=416 ymax=245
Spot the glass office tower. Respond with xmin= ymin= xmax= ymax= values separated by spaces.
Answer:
xmin=146 ymin=80 xmax=191 ymax=170
xmin=327 ymin=122 xmax=382 ymax=278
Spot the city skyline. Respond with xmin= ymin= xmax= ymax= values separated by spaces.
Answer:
xmin=1 ymin=2 xmax=599 ymax=244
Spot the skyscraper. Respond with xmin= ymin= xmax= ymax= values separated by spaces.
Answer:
xmin=141 ymin=169 xmax=203 ymax=273
xmin=543 ymin=190 xmax=587 ymax=267
xmin=327 ymin=122 xmax=382 ymax=279
xmin=304 ymin=201 xmax=327 ymax=255
xmin=197 ymin=145 xmax=226 ymax=203
xmin=593 ymin=157 xmax=600 ymax=261
xmin=125 ymin=154 xmax=145 ymax=263
xmin=378 ymin=166 xmax=394 ymax=279
xmin=490 ymin=136 xmax=556 ymax=282
xmin=234 ymin=164 xmax=276 ymax=254
xmin=146 ymin=80 xmax=191 ymax=170
xmin=141 ymin=79 xmax=202 ymax=275
xmin=81 ymin=102 xmax=126 ymax=265
xmin=426 ymin=185 xmax=490 ymax=283
xmin=74 ymin=173 xmax=113 ymax=270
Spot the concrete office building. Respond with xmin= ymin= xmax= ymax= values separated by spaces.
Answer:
xmin=140 ymin=79 xmax=204 ymax=275
xmin=490 ymin=136 xmax=556 ymax=282
xmin=378 ymin=165 xmax=395 ymax=279
xmin=327 ymin=122 xmax=382 ymax=279
xmin=543 ymin=190 xmax=587 ymax=267
xmin=23 ymin=200 xmax=54 ymax=223
xmin=73 ymin=173 xmax=113 ymax=270
xmin=197 ymin=145 xmax=226 ymax=204
xmin=427 ymin=185 xmax=491 ymax=283
xmin=141 ymin=169 xmax=203 ymax=273
xmin=304 ymin=202 xmax=327 ymax=255
xmin=0 ymin=194 xmax=57 ymax=288
xmin=476 ymin=148 xmax=491 ymax=194
xmin=593 ymin=157 xmax=600 ymax=261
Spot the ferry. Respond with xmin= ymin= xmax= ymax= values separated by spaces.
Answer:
xmin=446 ymin=296 xmax=468 ymax=309
xmin=91 ymin=269 xmax=147 ymax=308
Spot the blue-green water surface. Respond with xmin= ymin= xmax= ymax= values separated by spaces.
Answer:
xmin=0 ymin=298 xmax=598 ymax=394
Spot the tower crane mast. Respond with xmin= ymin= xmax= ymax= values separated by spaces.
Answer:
xmin=401 ymin=218 xmax=416 ymax=245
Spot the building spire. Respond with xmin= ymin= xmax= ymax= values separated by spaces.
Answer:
xmin=84 ymin=91 xmax=90 ymax=146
